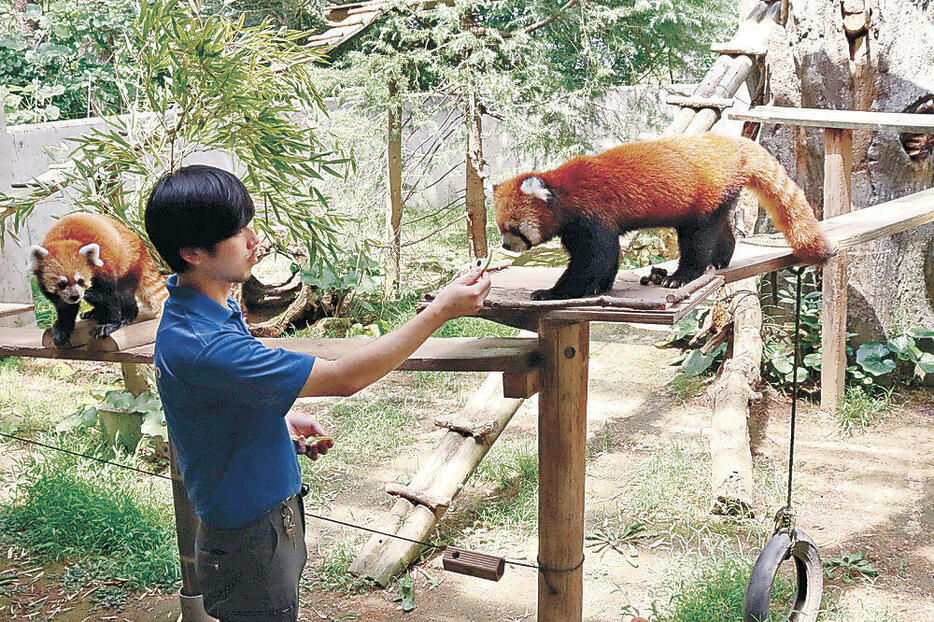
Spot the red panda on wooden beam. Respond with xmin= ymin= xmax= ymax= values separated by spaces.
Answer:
xmin=31 ymin=213 xmax=167 ymax=347
xmin=492 ymin=133 xmax=835 ymax=300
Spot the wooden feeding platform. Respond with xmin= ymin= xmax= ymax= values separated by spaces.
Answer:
xmin=428 ymin=267 xmax=724 ymax=330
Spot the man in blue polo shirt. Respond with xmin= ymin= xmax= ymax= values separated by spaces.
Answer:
xmin=144 ymin=165 xmax=491 ymax=622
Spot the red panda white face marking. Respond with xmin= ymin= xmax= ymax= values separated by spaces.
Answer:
xmin=31 ymin=244 xmax=93 ymax=304
xmin=493 ymin=174 xmax=558 ymax=253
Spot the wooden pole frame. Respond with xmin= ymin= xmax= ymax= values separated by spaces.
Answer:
xmin=820 ymin=128 xmax=853 ymax=412
xmin=537 ymin=320 xmax=589 ymax=621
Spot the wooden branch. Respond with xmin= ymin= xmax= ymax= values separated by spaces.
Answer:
xmin=385 ymin=483 xmax=452 ymax=512
xmin=707 ymin=278 xmax=761 ymax=517
xmin=433 ymin=417 xmax=499 ymax=438
xmin=520 ymin=0 xmax=580 ymax=35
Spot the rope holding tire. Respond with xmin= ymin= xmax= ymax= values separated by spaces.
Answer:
xmin=742 ymin=268 xmax=823 ymax=622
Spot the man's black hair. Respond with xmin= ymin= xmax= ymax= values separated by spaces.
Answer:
xmin=145 ymin=165 xmax=255 ymax=273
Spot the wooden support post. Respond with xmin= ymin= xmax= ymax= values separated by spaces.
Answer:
xmin=465 ymin=88 xmax=488 ymax=259
xmin=820 ymin=128 xmax=853 ymax=412
xmin=384 ymin=80 xmax=403 ymax=298
xmin=537 ymin=321 xmax=588 ymax=622
xmin=121 ymin=362 xmax=149 ymax=397
xmin=169 ymin=438 xmax=215 ymax=621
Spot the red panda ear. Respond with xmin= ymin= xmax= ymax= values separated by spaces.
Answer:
xmin=78 ymin=243 xmax=104 ymax=267
xmin=519 ymin=176 xmax=552 ymax=203
xmin=29 ymin=245 xmax=49 ymax=268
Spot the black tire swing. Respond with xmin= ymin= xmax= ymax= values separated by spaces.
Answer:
xmin=743 ymin=267 xmax=823 ymax=622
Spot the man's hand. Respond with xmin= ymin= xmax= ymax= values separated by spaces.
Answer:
xmin=286 ymin=412 xmax=333 ymax=461
xmin=429 ymin=268 xmax=492 ymax=322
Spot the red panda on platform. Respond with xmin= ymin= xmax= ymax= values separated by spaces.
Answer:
xmin=31 ymin=212 xmax=168 ymax=347
xmin=492 ymin=133 xmax=835 ymax=300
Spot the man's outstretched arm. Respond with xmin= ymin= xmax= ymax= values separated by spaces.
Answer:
xmin=298 ymin=269 xmax=491 ymax=398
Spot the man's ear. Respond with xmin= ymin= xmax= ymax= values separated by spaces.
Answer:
xmin=178 ymin=247 xmax=203 ymax=267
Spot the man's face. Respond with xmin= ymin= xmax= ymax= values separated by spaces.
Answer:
xmin=200 ymin=224 xmax=260 ymax=284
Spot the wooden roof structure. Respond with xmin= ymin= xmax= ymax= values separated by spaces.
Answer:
xmin=307 ymin=1 xmax=450 ymax=51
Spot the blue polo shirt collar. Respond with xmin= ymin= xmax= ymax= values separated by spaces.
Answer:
xmin=165 ymin=273 xmax=240 ymax=323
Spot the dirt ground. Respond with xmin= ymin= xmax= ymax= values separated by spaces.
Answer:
xmin=1 ymin=325 xmax=932 ymax=621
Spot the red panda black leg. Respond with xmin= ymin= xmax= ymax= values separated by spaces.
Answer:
xmin=532 ymin=217 xmax=620 ymax=300
xmin=663 ymin=222 xmax=725 ymax=288
xmin=84 ymin=277 xmax=138 ymax=339
xmin=50 ymin=298 xmax=79 ymax=348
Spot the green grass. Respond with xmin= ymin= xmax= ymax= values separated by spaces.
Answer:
xmin=325 ymin=396 xmax=418 ymax=464
xmin=665 ymin=374 xmax=706 ymax=404
xmin=307 ymin=536 xmax=373 ymax=595
xmin=648 ymin=550 xmax=797 ymax=622
xmin=0 ymin=442 xmax=179 ymax=589
xmin=836 ymin=386 xmax=896 ymax=435
xmin=471 ymin=438 xmax=539 ymax=531
xmin=0 ymin=357 xmax=122 ymax=435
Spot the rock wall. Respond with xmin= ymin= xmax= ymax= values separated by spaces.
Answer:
xmin=758 ymin=0 xmax=934 ymax=338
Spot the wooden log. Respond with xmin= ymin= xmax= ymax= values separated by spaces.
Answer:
xmin=537 ymin=321 xmax=588 ymax=622
xmin=664 ymin=1 xmax=780 ymax=136
xmin=432 ymin=417 xmax=499 ymax=438
xmin=820 ymin=128 xmax=853 ymax=413
xmin=349 ymin=372 xmax=524 ymax=586
xmin=707 ymin=278 xmax=761 ymax=517
xmin=709 ymin=43 xmax=767 ymax=56
xmin=665 ymin=95 xmax=736 ymax=109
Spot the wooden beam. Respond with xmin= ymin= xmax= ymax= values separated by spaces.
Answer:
xmin=537 ymin=321 xmax=588 ymax=622
xmin=0 ymin=329 xmax=544 ymax=374
xmin=820 ymin=128 xmax=853 ymax=413
xmin=729 ymin=106 xmax=934 ymax=133
xmin=665 ymin=95 xmax=736 ymax=110
xmin=502 ymin=368 xmax=542 ymax=398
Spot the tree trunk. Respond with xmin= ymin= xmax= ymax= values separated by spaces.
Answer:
xmin=12 ymin=0 xmax=38 ymax=34
xmin=384 ymin=81 xmax=403 ymax=297
xmin=465 ymin=88 xmax=488 ymax=259
xmin=758 ymin=0 xmax=934 ymax=340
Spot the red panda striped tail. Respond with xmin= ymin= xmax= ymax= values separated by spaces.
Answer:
xmin=744 ymin=142 xmax=836 ymax=264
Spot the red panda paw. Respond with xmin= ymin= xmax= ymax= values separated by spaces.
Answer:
xmin=639 ymin=267 xmax=668 ymax=286
xmin=531 ymin=288 xmax=556 ymax=301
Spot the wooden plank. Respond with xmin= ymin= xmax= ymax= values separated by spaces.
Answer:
xmin=0 ymin=329 xmax=543 ymax=374
xmin=709 ymin=43 xmax=767 ymax=56
xmin=820 ymin=128 xmax=853 ymax=413
xmin=729 ymin=106 xmax=934 ymax=133
xmin=665 ymin=95 xmax=736 ymax=109
xmin=0 ymin=303 xmax=33 ymax=319
xmin=538 ymin=321 xmax=588 ymax=622
xmin=710 ymin=187 xmax=934 ymax=282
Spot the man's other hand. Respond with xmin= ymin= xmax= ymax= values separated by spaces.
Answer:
xmin=286 ymin=412 xmax=333 ymax=460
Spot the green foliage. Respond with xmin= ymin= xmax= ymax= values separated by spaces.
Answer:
xmin=319 ymin=0 xmax=735 ymax=162
xmin=393 ymin=571 xmax=416 ymax=613
xmin=0 ymin=0 xmax=137 ymax=123
xmin=1 ymin=0 xmax=351 ymax=274
xmin=0 ymin=445 xmax=179 ymax=589
xmin=836 ymin=386 xmax=895 ymax=435
xmin=824 ymin=550 xmax=879 ymax=584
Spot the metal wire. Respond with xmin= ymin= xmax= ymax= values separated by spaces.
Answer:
xmin=0 ymin=430 xmax=564 ymax=573
xmin=787 ymin=266 xmax=805 ymax=508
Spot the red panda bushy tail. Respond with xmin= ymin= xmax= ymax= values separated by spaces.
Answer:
xmin=742 ymin=142 xmax=836 ymax=263
xmin=137 ymin=255 xmax=168 ymax=320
